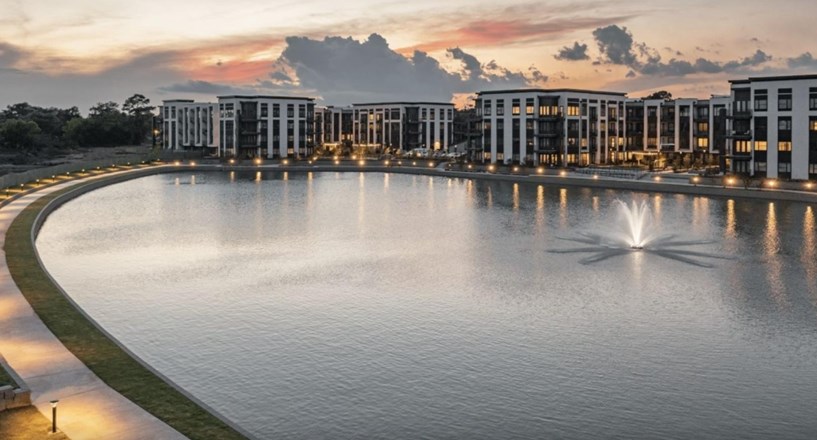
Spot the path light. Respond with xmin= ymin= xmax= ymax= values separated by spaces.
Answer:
xmin=254 ymin=158 xmax=262 ymax=166
xmin=537 ymin=167 xmax=544 ymax=174
xmin=384 ymin=160 xmax=390 ymax=166
xmin=766 ymin=180 xmax=777 ymax=188
xmin=429 ymin=162 xmax=435 ymax=168
xmin=398 ymin=161 xmax=403 ymax=166
xmin=560 ymin=170 xmax=567 ymax=177
xmin=229 ymin=159 xmax=235 ymax=165
xmin=807 ymin=182 xmax=815 ymax=190
xmin=334 ymin=160 xmax=340 ymax=165
xmin=654 ymin=176 xmax=662 ymax=182
xmin=727 ymin=177 xmax=736 ymax=185
xmin=692 ymin=176 xmax=700 ymax=186
xmin=50 ymin=400 xmax=59 ymax=433
xmin=352 ymin=155 xmax=357 ymax=160
xmin=359 ymin=160 xmax=366 ymax=166
xmin=282 ymin=159 xmax=289 ymax=165
xmin=468 ymin=164 xmax=473 ymax=170
xmin=513 ymin=166 xmax=519 ymax=172
xmin=174 ymin=161 xmax=180 ymax=166
xmin=593 ymin=175 xmax=599 ymax=180
xmin=488 ymin=165 xmax=495 ymax=172
xmin=412 ymin=161 xmax=417 ymax=166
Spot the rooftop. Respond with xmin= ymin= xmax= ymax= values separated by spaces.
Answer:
xmin=217 ymin=95 xmax=315 ymax=101
xmin=729 ymin=73 xmax=817 ymax=84
xmin=476 ymin=88 xmax=627 ymax=97
xmin=352 ymin=101 xmax=455 ymax=107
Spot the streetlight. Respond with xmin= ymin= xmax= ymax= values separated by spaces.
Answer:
xmin=50 ymin=400 xmax=59 ymax=433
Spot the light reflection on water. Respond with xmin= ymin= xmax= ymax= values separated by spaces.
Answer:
xmin=36 ymin=172 xmax=817 ymax=440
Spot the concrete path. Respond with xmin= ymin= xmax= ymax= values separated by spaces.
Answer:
xmin=0 ymin=170 xmax=187 ymax=439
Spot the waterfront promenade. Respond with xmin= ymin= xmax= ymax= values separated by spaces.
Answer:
xmin=0 ymin=169 xmax=187 ymax=440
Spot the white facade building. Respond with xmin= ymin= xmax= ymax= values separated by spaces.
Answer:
xmin=351 ymin=102 xmax=454 ymax=152
xmin=161 ymin=99 xmax=219 ymax=154
xmin=475 ymin=89 xmax=628 ymax=165
xmin=217 ymin=95 xmax=315 ymax=159
xmin=728 ymin=74 xmax=817 ymax=180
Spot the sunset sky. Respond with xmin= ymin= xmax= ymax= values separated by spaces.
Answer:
xmin=2 ymin=0 xmax=817 ymax=112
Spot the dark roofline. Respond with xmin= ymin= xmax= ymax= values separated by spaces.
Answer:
xmin=476 ymin=88 xmax=627 ymax=97
xmin=217 ymin=95 xmax=314 ymax=101
xmin=729 ymin=74 xmax=817 ymax=84
xmin=352 ymin=102 xmax=454 ymax=107
xmin=162 ymin=99 xmax=195 ymax=103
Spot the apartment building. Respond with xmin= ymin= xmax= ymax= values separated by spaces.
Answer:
xmin=161 ymin=99 xmax=219 ymax=154
xmin=217 ymin=95 xmax=315 ymax=159
xmin=315 ymin=106 xmax=353 ymax=146
xmin=473 ymin=89 xmax=628 ymax=166
xmin=351 ymin=102 xmax=454 ymax=152
xmin=728 ymin=74 xmax=817 ymax=180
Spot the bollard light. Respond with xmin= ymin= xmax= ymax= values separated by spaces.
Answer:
xmin=50 ymin=400 xmax=59 ymax=433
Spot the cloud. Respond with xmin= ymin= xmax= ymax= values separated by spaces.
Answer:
xmin=787 ymin=52 xmax=817 ymax=68
xmin=0 ymin=42 xmax=24 ymax=69
xmin=589 ymin=25 xmax=773 ymax=77
xmin=593 ymin=25 xmax=638 ymax=65
xmin=279 ymin=33 xmax=541 ymax=104
xmin=399 ymin=15 xmax=634 ymax=54
xmin=554 ymin=42 xmax=590 ymax=61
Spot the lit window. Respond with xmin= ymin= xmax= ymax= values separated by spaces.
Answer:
xmin=778 ymin=141 xmax=792 ymax=152
xmin=754 ymin=141 xmax=767 ymax=151
xmin=697 ymin=137 xmax=709 ymax=148
xmin=567 ymin=105 xmax=580 ymax=116
xmin=810 ymin=119 xmax=817 ymax=131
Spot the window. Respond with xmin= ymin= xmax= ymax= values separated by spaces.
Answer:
xmin=261 ymin=103 xmax=268 ymax=117
xmin=496 ymin=102 xmax=505 ymax=116
xmin=754 ymin=96 xmax=767 ymax=111
xmin=810 ymin=163 xmax=817 ymax=174
xmin=779 ymin=162 xmax=792 ymax=173
xmin=697 ymin=122 xmax=709 ymax=132
xmin=778 ymin=88 xmax=792 ymax=111
xmin=810 ymin=119 xmax=817 ymax=131
xmin=755 ymin=162 xmax=767 ymax=172
xmin=421 ymin=109 xmax=427 ymax=120
xmin=810 ymin=89 xmax=817 ymax=110
xmin=512 ymin=99 xmax=520 ymax=116
xmin=484 ymin=100 xmax=492 ymax=116
xmin=735 ymin=140 xmax=751 ymax=153
xmin=755 ymin=141 xmax=767 ymax=151
xmin=697 ymin=137 xmax=709 ymax=148
xmin=778 ymin=118 xmax=792 ymax=131
xmin=567 ymin=104 xmax=580 ymax=116
xmin=273 ymin=104 xmax=280 ymax=117
xmin=525 ymin=99 xmax=534 ymax=115
xmin=778 ymin=141 xmax=792 ymax=152
xmin=287 ymin=104 xmax=294 ymax=118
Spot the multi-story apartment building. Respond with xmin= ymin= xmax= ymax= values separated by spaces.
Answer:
xmin=315 ymin=106 xmax=353 ymax=146
xmin=351 ymin=102 xmax=454 ymax=152
xmin=217 ymin=95 xmax=315 ymax=159
xmin=728 ymin=74 xmax=817 ymax=180
xmin=161 ymin=99 xmax=219 ymax=154
xmin=474 ymin=89 xmax=628 ymax=166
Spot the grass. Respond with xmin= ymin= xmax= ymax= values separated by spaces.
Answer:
xmin=0 ymin=406 xmax=69 ymax=440
xmin=0 ymin=364 xmax=16 ymax=388
xmin=4 ymin=180 xmax=247 ymax=440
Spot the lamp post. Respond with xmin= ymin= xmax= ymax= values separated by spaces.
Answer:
xmin=50 ymin=400 xmax=59 ymax=433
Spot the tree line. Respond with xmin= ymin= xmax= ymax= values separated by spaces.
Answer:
xmin=0 ymin=94 xmax=155 ymax=162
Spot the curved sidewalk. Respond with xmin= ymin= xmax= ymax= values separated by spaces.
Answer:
xmin=0 ymin=171 xmax=187 ymax=439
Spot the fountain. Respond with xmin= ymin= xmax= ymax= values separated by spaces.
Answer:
xmin=550 ymin=199 xmax=730 ymax=267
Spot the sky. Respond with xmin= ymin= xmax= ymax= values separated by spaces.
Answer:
xmin=2 ymin=0 xmax=817 ymax=113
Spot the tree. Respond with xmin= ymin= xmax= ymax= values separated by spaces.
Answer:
xmin=0 ymin=119 xmax=42 ymax=153
xmin=643 ymin=90 xmax=673 ymax=100
xmin=123 ymin=94 xmax=155 ymax=145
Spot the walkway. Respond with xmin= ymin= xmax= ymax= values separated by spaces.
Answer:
xmin=0 ymin=171 xmax=187 ymax=439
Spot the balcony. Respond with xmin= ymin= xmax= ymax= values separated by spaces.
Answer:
xmin=728 ymin=110 xmax=752 ymax=120
xmin=726 ymin=130 xmax=752 ymax=140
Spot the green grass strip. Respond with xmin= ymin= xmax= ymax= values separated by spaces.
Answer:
xmin=4 ymin=183 xmax=247 ymax=440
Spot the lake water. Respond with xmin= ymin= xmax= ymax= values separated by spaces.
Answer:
xmin=36 ymin=171 xmax=817 ymax=439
